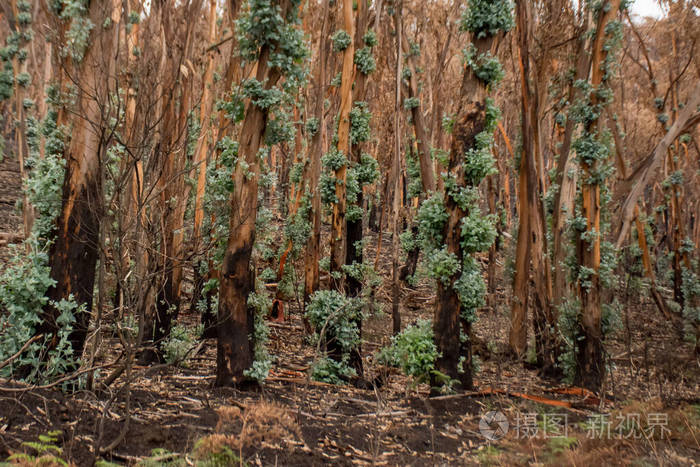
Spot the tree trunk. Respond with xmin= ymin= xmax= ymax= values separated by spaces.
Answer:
xmin=512 ymin=0 xmax=557 ymax=371
xmin=304 ymin=0 xmax=330 ymax=314
xmin=391 ymin=1 xmax=403 ymax=337
xmin=329 ymin=0 xmax=355 ymax=290
xmin=216 ymin=19 xmax=285 ymax=383
xmin=432 ymin=21 xmax=506 ymax=389
xmin=38 ymin=1 xmax=119 ymax=360
xmin=574 ymin=0 xmax=622 ymax=392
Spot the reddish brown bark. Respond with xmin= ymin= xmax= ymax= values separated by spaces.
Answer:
xmin=303 ymin=0 xmax=330 ymax=312
xmin=38 ymin=0 xmax=119 ymax=358
xmin=329 ymin=0 xmax=355 ymax=290
xmin=216 ymin=0 xmax=292 ymax=382
xmin=574 ymin=0 xmax=622 ymax=392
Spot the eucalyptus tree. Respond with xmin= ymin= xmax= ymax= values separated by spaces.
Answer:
xmin=216 ymin=0 xmax=307 ymax=386
xmin=328 ymin=0 xmax=355 ymax=288
xmin=417 ymin=0 xmax=511 ymax=390
xmin=567 ymin=0 xmax=624 ymax=391
xmin=35 ymin=0 xmax=120 ymax=360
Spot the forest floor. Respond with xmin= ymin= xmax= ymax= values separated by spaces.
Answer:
xmin=0 ymin=151 xmax=699 ymax=465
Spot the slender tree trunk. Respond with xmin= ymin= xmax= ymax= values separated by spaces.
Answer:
xmin=574 ymin=0 xmax=622 ymax=392
xmin=329 ymin=0 xmax=355 ymax=290
xmin=345 ymin=0 xmax=370 ymax=299
xmin=304 ymin=0 xmax=329 ymax=315
xmin=391 ymin=1 xmax=403 ymax=336
xmin=551 ymin=13 xmax=591 ymax=310
xmin=216 ymin=28 xmax=284 ymax=384
xmin=511 ymin=0 xmax=556 ymax=371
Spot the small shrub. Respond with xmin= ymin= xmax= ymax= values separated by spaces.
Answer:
xmin=305 ymin=290 xmax=362 ymax=383
xmin=377 ymin=319 xmax=437 ymax=383
xmin=162 ymin=324 xmax=201 ymax=366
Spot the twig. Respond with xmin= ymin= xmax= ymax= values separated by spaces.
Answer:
xmin=0 ymin=362 xmax=114 ymax=392
xmin=0 ymin=335 xmax=42 ymax=371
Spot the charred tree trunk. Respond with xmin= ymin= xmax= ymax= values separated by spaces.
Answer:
xmin=432 ymin=18 xmax=507 ymax=389
xmin=37 ymin=1 xmax=118 ymax=360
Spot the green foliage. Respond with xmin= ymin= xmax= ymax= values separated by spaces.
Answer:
xmin=237 ymin=0 xmax=307 ymax=83
xmin=572 ymin=131 xmax=609 ymax=168
xmin=377 ymin=319 xmax=437 ymax=383
xmin=330 ymin=71 xmax=342 ymax=87
xmin=320 ymin=148 xmax=347 ymax=205
xmin=305 ymin=116 xmax=319 ymax=136
xmin=463 ymin=140 xmax=497 ymax=186
xmin=162 ymin=324 xmax=202 ymax=366
xmin=681 ymin=259 xmax=700 ymax=347
xmin=460 ymin=208 xmax=497 ymax=254
xmin=305 ymin=290 xmax=362 ymax=383
xmin=321 ymin=146 xmax=347 ymax=171
xmin=306 ymin=290 xmax=361 ymax=355
xmin=265 ymin=109 xmax=296 ymax=145
xmin=23 ymin=152 xmax=65 ymax=241
xmin=453 ymin=257 xmax=486 ymax=321
xmin=62 ymin=6 xmax=95 ymax=62
xmin=363 ymin=29 xmax=377 ymax=47
xmin=556 ymin=298 xmax=580 ymax=383
xmin=0 ymin=66 xmax=13 ymax=101
xmin=459 ymin=98 xmax=500 ymax=186
xmin=15 ymin=71 xmax=30 ymax=88
xmin=311 ymin=357 xmax=356 ymax=384
xmin=0 ymin=109 xmax=81 ymax=384
xmin=6 ymin=430 xmax=68 ymax=466
xmin=354 ymin=47 xmax=376 ymax=75
xmin=243 ymin=285 xmax=273 ymax=382
xmin=426 ymin=246 xmax=461 ymax=285
xmin=242 ymin=78 xmax=285 ymax=110
xmin=444 ymin=179 xmax=478 ymax=211
xmin=460 ymin=0 xmax=514 ymax=38
xmin=464 ymin=46 xmax=504 ymax=86
xmin=355 ymin=152 xmax=379 ymax=186
xmin=331 ymin=29 xmax=352 ymax=52
xmin=349 ymin=101 xmax=371 ymax=145
xmin=405 ymin=146 xmax=423 ymax=199
xmin=403 ymin=97 xmax=420 ymax=110
xmin=202 ymin=137 xmax=239 ymax=267
xmin=416 ymin=194 xmax=448 ymax=249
